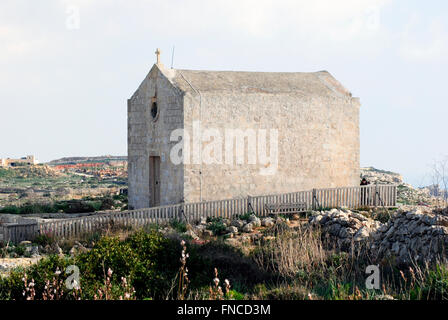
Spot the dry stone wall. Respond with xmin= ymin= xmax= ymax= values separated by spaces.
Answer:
xmin=309 ymin=207 xmax=448 ymax=265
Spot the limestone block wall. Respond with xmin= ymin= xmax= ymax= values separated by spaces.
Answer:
xmin=129 ymin=66 xmax=360 ymax=208
xmin=128 ymin=67 xmax=184 ymax=209
xmin=183 ymin=91 xmax=360 ymax=202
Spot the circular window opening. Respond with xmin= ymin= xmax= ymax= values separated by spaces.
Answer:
xmin=151 ymin=102 xmax=158 ymax=120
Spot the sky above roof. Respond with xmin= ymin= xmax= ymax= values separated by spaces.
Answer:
xmin=1 ymin=0 xmax=447 ymax=187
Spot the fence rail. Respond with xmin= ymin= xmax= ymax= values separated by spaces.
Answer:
xmin=1 ymin=184 xmax=397 ymax=243
xmin=1 ymin=222 xmax=39 ymax=244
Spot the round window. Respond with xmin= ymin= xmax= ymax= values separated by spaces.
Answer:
xmin=151 ymin=102 xmax=158 ymax=120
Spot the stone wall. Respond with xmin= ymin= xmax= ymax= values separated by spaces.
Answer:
xmin=309 ymin=207 xmax=448 ymax=264
xmin=129 ymin=65 xmax=360 ymax=208
xmin=183 ymin=91 xmax=360 ymax=202
xmin=128 ymin=65 xmax=185 ymax=209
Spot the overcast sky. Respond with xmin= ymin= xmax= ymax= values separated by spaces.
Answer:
xmin=1 ymin=0 xmax=447 ymax=186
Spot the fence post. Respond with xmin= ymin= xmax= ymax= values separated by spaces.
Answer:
xmin=247 ymin=195 xmax=254 ymax=215
xmin=336 ymin=189 xmax=340 ymax=208
xmin=374 ymin=183 xmax=377 ymax=208
xmin=394 ymin=185 xmax=398 ymax=207
xmin=312 ymin=189 xmax=316 ymax=210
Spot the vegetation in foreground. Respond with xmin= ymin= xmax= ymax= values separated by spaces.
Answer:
xmin=1 ymin=219 xmax=448 ymax=300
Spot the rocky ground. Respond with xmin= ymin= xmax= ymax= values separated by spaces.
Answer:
xmin=167 ymin=213 xmax=302 ymax=249
xmin=309 ymin=206 xmax=448 ymax=265
xmin=361 ymin=167 xmax=446 ymax=206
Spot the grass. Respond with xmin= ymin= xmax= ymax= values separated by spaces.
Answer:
xmin=0 ymin=195 xmax=127 ymax=214
xmin=2 ymin=216 xmax=448 ymax=300
xmin=0 ymin=166 xmax=127 ymax=209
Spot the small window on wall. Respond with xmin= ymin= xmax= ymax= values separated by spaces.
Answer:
xmin=151 ymin=102 xmax=159 ymax=121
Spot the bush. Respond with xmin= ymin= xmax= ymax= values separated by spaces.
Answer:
xmin=75 ymin=230 xmax=182 ymax=299
xmin=0 ymin=205 xmax=21 ymax=214
xmin=0 ymin=255 xmax=74 ymax=300
xmin=34 ymin=233 xmax=55 ymax=247
xmin=238 ymin=212 xmax=252 ymax=222
xmin=14 ymin=245 xmax=26 ymax=257
xmin=0 ymin=200 xmax=107 ymax=215
xmin=170 ymin=219 xmax=187 ymax=233
xmin=100 ymin=197 xmax=115 ymax=210
xmin=206 ymin=218 xmax=227 ymax=235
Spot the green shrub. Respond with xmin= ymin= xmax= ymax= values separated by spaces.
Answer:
xmin=34 ymin=233 xmax=55 ymax=247
xmin=0 ymin=230 xmax=266 ymax=300
xmin=170 ymin=219 xmax=187 ymax=233
xmin=227 ymin=290 xmax=245 ymax=300
xmin=238 ymin=212 xmax=252 ymax=222
xmin=100 ymin=197 xmax=115 ymax=210
xmin=0 ymin=255 xmax=74 ymax=300
xmin=14 ymin=245 xmax=26 ymax=256
xmin=75 ymin=230 xmax=182 ymax=299
xmin=205 ymin=217 xmax=227 ymax=235
xmin=125 ymin=230 xmax=181 ymax=299
xmin=0 ymin=206 xmax=21 ymax=214
xmin=207 ymin=221 xmax=226 ymax=235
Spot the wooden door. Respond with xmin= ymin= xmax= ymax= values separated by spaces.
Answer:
xmin=149 ymin=156 xmax=161 ymax=207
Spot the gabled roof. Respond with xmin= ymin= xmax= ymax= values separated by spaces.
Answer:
xmin=159 ymin=65 xmax=353 ymax=98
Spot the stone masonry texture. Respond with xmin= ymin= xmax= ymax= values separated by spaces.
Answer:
xmin=128 ymin=64 xmax=360 ymax=209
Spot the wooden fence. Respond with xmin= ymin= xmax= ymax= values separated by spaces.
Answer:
xmin=1 ymin=221 xmax=39 ymax=244
xmin=1 ymin=184 xmax=397 ymax=243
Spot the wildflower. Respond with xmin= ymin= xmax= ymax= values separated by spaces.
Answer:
xmin=224 ymin=279 xmax=231 ymax=295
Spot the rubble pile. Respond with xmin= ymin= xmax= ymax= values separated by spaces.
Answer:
xmin=361 ymin=167 xmax=443 ymax=205
xmin=309 ymin=207 xmax=448 ymax=264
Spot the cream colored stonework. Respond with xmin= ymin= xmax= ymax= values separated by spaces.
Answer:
xmin=128 ymin=64 xmax=360 ymax=209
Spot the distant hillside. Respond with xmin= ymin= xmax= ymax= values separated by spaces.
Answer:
xmin=361 ymin=167 xmax=446 ymax=205
xmin=360 ymin=167 xmax=403 ymax=184
xmin=47 ymin=156 xmax=127 ymax=165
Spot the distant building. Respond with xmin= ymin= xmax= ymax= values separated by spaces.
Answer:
xmin=0 ymin=155 xmax=38 ymax=167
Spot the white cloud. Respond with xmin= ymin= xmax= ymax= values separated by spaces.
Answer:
xmin=0 ymin=0 xmax=393 ymax=63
